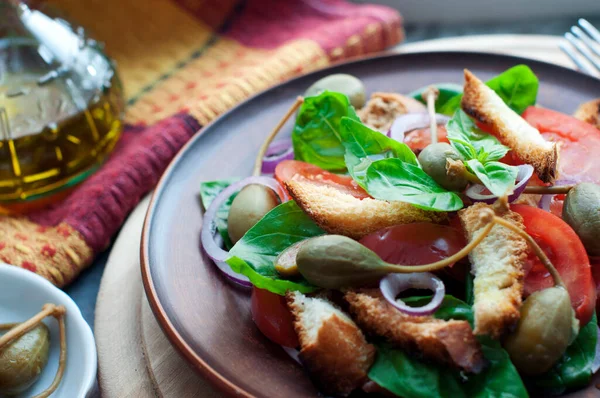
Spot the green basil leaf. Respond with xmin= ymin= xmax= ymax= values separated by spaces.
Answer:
xmin=525 ymin=313 xmax=598 ymax=395
xmin=339 ymin=117 xmax=418 ymax=187
xmin=446 ymin=110 xmax=510 ymax=163
xmin=292 ymin=91 xmax=360 ymax=171
xmin=440 ymin=65 xmax=539 ymax=115
xmin=369 ymin=296 xmax=528 ymax=398
xmin=408 ymin=83 xmax=463 ymax=111
xmin=364 ymin=159 xmax=463 ymax=212
xmin=467 ymin=159 xmax=518 ymax=197
xmin=199 ymin=179 xmax=239 ymax=250
xmin=226 ymin=200 xmax=324 ymax=295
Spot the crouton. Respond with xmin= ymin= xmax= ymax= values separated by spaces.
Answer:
xmin=458 ymin=203 xmax=528 ymax=338
xmin=345 ymin=290 xmax=485 ymax=373
xmin=286 ymin=291 xmax=376 ymax=396
xmin=285 ymin=180 xmax=447 ymax=240
xmin=574 ymin=98 xmax=600 ymax=129
xmin=358 ymin=92 xmax=426 ymax=132
xmin=461 ymin=69 xmax=558 ymax=183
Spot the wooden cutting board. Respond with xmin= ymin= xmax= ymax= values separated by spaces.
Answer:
xmin=94 ymin=34 xmax=573 ymax=398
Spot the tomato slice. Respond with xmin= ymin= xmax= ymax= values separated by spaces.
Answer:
xmin=274 ymin=160 xmax=369 ymax=199
xmin=359 ymin=223 xmax=465 ymax=265
xmin=512 ymin=204 xmax=596 ymax=325
xmin=522 ymin=107 xmax=600 ymax=184
xmin=403 ymin=126 xmax=449 ymax=153
xmin=251 ymin=287 xmax=298 ymax=348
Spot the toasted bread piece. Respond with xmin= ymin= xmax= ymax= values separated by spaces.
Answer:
xmin=459 ymin=203 xmax=528 ymax=338
xmin=461 ymin=69 xmax=558 ymax=183
xmin=358 ymin=92 xmax=426 ymax=132
xmin=285 ymin=179 xmax=447 ymax=240
xmin=345 ymin=290 xmax=486 ymax=373
xmin=574 ymin=98 xmax=600 ymax=129
xmin=286 ymin=291 xmax=376 ymax=396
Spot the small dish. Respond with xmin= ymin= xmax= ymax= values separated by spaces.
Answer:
xmin=0 ymin=262 xmax=97 ymax=397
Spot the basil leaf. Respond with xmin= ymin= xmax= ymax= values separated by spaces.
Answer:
xmin=446 ymin=110 xmax=509 ymax=163
xmin=369 ymin=296 xmax=528 ymax=398
xmin=339 ymin=117 xmax=418 ymax=187
xmin=440 ymin=65 xmax=538 ymax=115
xmin=226 ymin=200 xmax=324 ymax=295
xmin=525 ymin=313 xmax=598 ymax=395
xmin=364 ymin=159 xmax=463 ymax=212
xmin=467 ymin=159 xmax=518 ymax=197
xmin=199 ymin=179 xmax=239 ymax=250
xmin=292 ymin=91 xmax=360 ymax=171
xmin=409 ymin=83 xmax=463 ymax=111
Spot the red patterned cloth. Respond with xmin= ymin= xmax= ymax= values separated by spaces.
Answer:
xmin=0 ymin=0 xmax=403 ymax=286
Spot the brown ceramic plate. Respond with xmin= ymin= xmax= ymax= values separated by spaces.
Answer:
xmin=141 ymin=51 xmax=600 ymax=397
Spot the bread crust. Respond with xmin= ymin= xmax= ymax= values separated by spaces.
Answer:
xmin=285 ymin=179 xmax=447 ymax=239
xmin=458 ymin=203 xmax=528 ymax=338
xmin=358 ymin=92 xmax=426 ymax=132
xmin=461 ymin=69 xmax=558 ymax=183
xmin=574 ymin=98 xmax=600 ymax=129
xmin=286 ymin=291 xmax=376 ymax=396
xmin=344 ymin=290 xmax=486 ymax=373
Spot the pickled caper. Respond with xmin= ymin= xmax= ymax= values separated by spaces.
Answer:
xmin=503 ymin=287 xmax=579 ymax=376
xmin=562 ymin=183 xmax=600 ymax=256
xmin=274 ymin=240 xmax=305 ymax=277
xmin=418 ymin=143 xmax=469 ymax=191
xmin=296 ymin=235 xmax=392 ymax=288
xmin=304 ymin=74 xmax=366 ymax=108
xmin=0 ymin=324 xmax=50 ymax=396
xmin=228 ymin=184 xmax=279 ymax=244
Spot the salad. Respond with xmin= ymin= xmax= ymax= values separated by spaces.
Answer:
xmin=199 ymin=65 xmax=600 ymax=397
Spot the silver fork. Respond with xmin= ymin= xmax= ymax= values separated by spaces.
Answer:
xmin=560 ymin=19 xmax=600 ymax=78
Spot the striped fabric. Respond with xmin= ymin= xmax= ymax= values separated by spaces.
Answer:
xmin=0 ymin=0 xmax=402 ymax=286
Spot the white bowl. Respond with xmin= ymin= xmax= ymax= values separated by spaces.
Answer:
xmin=0 ymin=262 xmax=97 ymax=397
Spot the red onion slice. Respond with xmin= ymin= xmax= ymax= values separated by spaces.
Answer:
xmin=262 ymin=139 xmax=294 ymax=174
xmin=282 ymin=346 xmax=302 ymax=365
xmin=200 ymin=176 xmax=288 ymax=287
xmin=593 ymin=326 xmax=600 ymax=374
xmin=538 ymin=179 xmax=577 ymax=212
xmin=466 ymin=164 xmax=534 ymax=204
xmin=389 ymin=113 xmax=451 ymax=143
xmin=379 ymin=272 xmax=445 ymax=316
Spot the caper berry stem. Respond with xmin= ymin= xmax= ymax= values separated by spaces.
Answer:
xmin=252 ymin=96 xmax=304 ymax=176
xmin=0 ymin=304 xmax=68 ymax=398
xmin=422 ymin=86 xmax=439 ymax=145
xmin=492 ymin=216 xmax=566 ymax=289
xmin=459 ymin=169 xmax=573 ymax=195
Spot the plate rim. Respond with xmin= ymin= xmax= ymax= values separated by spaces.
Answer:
xmin=140 ymin=49 xmax=600 ymax=397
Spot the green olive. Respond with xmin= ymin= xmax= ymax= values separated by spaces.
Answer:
xmin=503 ymin=287 xmax=579 ymax=376
xmin=0 ymin=324 xmax=51 ymax=395
xmin=304 ymin=74 xmax=366 ymax=108
xmin=562 ymin=183 xmax=600 ymax=256
xmin=274 ymin=240 xmax=305 ymax=278
xmin=228 ymin=184 xmax=279 ymax=244
xmin=296 ymin=235 xmax=390 ymax=288
xmin=418 ymin=143 xmax=468 ymax=191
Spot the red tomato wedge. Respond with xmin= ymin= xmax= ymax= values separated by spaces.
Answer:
xmin=522 ymin=107 xmax=600 ymax=184
xmin=251 ymin=287 xmax=298 ymax=348
xmin=360 ymin=223 xmax=465 ymax=265
xmin=512 ymin=204 xmax=596 ymax=326
xmin=274 ymin=160 xmax=369 ymax=199
xmin=404 ymin=126 xmax=449 ymax=153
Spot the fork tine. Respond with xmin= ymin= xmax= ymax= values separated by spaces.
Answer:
xmin=571 ymin=26 xmax=600 ymax=58
xmin=559 ymin=41 xmax=598 ymax=76
xmin=579 ymin=19 xmax=600 ymax=43
xmin=564 ymin=32 xmax=600 ymax=73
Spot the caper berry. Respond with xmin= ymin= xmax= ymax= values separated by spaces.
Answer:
xmin=304 ymin=74 xmax=366 ymax=109
xmin=228 ymin=184 xmax=279 ymax=244
xmin=562 ymin=183 xmax=600 ymax=256
xmin=296 ymin=235 xmax=390 ymax=288
xmin=0 ymin=324 xmax=51 ymax=395
xmin=418 ymin=143 xmax=469 ymax=191
xmin=274 ymin=240 xmax=306 ymax=278
xmin=503 ymin=287 xmax=578 ymax=376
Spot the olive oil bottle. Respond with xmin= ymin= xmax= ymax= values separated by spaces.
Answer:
xmin=0 ymin=2 xmax=124 ymax=213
